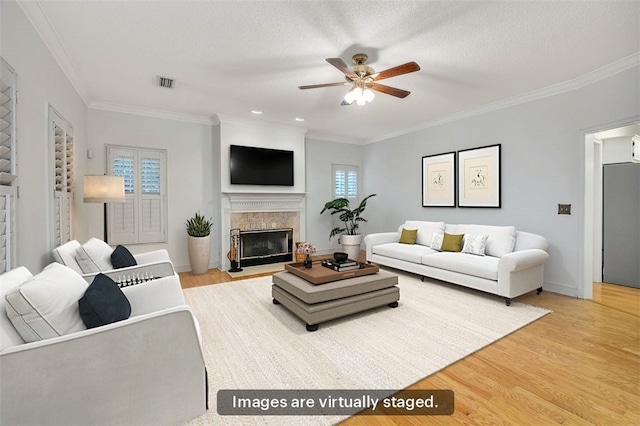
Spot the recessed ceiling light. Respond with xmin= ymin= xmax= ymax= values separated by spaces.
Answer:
xmin=295 ymin=117 xmax=305 ymax=122
xmin=251 ymin=110 xmax=263 ymax=115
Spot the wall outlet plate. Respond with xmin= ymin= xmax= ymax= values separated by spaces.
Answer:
xmin=558 ymin=204 xmax=571 ymax=215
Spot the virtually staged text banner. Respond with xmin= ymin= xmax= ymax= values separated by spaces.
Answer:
xmin=217 ymin=389 xmax=454 ymax=416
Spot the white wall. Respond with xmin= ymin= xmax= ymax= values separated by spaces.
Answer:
xmin=305 ymin=139 xmax=363 ymax=253
xmin=1 ymin=0 xmax=88 ymax=271
xmin=87 ymin=109 xmax=217 ymax=272
xmin=362 ymin=65 xmax=640 ymax=297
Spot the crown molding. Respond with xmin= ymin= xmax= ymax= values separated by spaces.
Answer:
xmin=89 ymin=101 xmax=215 ymax=125
xmin=17 ymin=0 xmax=90 ymax=105
xmin=364 ymin=52 xmax=640 ymax=145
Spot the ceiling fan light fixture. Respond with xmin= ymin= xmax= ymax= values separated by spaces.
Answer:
xmin=344 ymin=86 xmax=374 ymax=106
xmin=300 ymin=54 xmax=419 ymax=105
xmin=343 ymin=89 xmax=356 ymax=104
xmin=363 ymin=88 xmax=375 ymax=103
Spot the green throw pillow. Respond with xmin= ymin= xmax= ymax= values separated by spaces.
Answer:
xmin=399 ymin=228 xmax=418 ymax=244
xmin=441 ymin=233 xmax=464 ymax=252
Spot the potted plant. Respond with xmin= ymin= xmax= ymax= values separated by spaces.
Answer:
xmin=186 ymin=212 xmax=213 ymax=275
xmin=320 ymin=194 xmax=376 ymax=260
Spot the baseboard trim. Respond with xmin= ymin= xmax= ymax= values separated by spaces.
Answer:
xmin=544 ymin=281 xmax=579 ymax=298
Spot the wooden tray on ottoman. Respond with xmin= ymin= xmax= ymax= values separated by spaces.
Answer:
xmin=284 ymin=261 xmax=379 ymax=285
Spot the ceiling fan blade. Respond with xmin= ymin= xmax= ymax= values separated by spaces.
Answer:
xmin=326 ymin=58 xmax=358 ymax=79
xmin=373 ymin=62 xmax=420 ymax=81
xmin=371 ymin=83 xmax=411 ymax=98
xmin=299 ymin=82 xmax=349 ymax=89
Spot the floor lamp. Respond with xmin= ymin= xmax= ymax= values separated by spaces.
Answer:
xmin=83 ymin=175 xmax=125 ymax=242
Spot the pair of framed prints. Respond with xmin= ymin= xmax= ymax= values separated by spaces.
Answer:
xmin=422 ymin=144 xmax=501 ymax=208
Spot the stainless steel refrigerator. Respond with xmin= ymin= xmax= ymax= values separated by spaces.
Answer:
xmin=602 ymin=162 xmax=640 ymax=288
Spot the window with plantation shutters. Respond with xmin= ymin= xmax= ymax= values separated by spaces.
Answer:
xmin=49 ymin=106 xmax=74 ymax=249
xmin=0 ymin=58 xmax=17 ymax=273
xmin=332 ymin=164 xmax=359 ymax=204
xmin=107 ymin=146 xmax=166 ymax=244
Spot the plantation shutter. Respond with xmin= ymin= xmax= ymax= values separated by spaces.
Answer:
xmin=139 ymin=150 xmax=164 ymax=243
xmin=0 ymin=58 xmax=17 ymax=272
xmin=332 ymin=164 xmax=358 ymax=204
xmin=334 ymin=170 xmax=346 ymax=197
xmin=50 ymin=107 xmax=74 ymax=248
xmin=109 ymin=147 xmax=137 ymax=244
xmin=107 ymin=146 xmax=166 ymax=244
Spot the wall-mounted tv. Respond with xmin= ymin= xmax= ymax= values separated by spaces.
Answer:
xmin=230 ymin=145 xmax=294 ymax=186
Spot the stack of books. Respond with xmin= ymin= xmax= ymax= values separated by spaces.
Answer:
xmin=321 ymin=258 xmax=361 ymax=272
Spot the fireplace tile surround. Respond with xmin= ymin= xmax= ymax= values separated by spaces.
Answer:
xmin=221 ymin=193 xmax=306 ymax=271
xmin=230 ymin=212 xmax=299 ymax=237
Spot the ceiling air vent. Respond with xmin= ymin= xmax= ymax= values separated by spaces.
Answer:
xmin=157 ymin=76 xmax=174 ymax=89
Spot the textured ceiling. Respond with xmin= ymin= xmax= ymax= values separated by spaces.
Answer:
xmin=23 ymin=0 xmax=640 ymax=143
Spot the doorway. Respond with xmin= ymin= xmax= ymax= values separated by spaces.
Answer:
xmin=584 ymin=122 xmax=640 ymax=295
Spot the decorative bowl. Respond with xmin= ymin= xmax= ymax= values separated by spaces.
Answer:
xmin=333 ymin=252 xmax=348 ymax=262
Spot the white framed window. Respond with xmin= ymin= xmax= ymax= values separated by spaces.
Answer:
xmin=107 ymin=145 xmax=167 ymax=244
xmin=0 ymin=58 xmax=17 ymax=273
xmin=49 ymin=106 xmax=74 ymax=249
xmin=332 ymin=164 xmax=358 ymax=204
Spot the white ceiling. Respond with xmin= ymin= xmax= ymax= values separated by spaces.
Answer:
xmin=21 ymin=0 xmax=640 ymax=143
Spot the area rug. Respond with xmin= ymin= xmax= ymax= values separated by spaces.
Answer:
xmin=183 ymin=270 xmax=550 ymax=425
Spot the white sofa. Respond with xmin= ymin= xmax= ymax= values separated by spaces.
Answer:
xmin=0 ymin=263 xmax=207 ymax=426
xmin=365 ymin=221 xmax=549 ymax=305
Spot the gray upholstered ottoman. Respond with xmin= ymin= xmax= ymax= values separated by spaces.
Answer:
xmin=272 ymin=269 xmax=399 ymax=331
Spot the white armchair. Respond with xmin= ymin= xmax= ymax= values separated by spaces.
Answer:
xmin=53 ymin=239 xmax=176 ymax=282
xmin=0 ymin=264 xmax=207 ymax=425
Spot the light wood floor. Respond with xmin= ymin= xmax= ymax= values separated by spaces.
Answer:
xmin=179 ymin=264 xmax=640 ymax=425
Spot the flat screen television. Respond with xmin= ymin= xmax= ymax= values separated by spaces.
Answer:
xmin=230 ymin=145 xmax=294 ymax=186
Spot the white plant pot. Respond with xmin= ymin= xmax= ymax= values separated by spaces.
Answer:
xmin=188 ymin=235 xmax=211 ymax=275
xmin=340 ymin=234 xmax=362 ymax=261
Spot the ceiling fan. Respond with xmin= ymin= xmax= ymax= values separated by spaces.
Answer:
xmin=299 ymin=53 xmax=420 ymax=106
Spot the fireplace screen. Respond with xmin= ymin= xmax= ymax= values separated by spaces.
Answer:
xmin=240 ymin=228 xmax=293 ymax=267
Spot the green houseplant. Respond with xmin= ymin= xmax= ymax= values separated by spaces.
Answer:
xmin=186 ymin=212 xmax=213 ymax=237
xmin=320 ymin=194 xmax=376 ymax=260
xmin=186 ymin=212 xmax=213 ymax=275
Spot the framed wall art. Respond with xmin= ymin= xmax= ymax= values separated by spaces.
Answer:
xmin=457 ymin=144 xmax=501 ymax=208
xmin=422 ymin=151 xmax=456 ymax=207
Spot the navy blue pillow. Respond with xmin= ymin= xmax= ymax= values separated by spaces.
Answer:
xmin=111 ymin=245 xmax=137 ymax=269
xmin=79 ymin=273 xmax=131 ymax=329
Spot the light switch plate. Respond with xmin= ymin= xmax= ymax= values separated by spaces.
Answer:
xmin=558 ymin=204 xmax=571 ymax=215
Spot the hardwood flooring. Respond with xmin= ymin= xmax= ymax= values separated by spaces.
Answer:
xmin=179 ymin=266 xmax=640 ymax=425
xmin=592 ymin=281 xmax=640 ymax=317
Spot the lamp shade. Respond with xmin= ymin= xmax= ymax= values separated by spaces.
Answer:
xmin=83 ymin=175 xmax=125 ymax=203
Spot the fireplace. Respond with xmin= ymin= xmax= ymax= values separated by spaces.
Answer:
xmin=221 ymin=193 xmax=306 ymax=271
xmin=240 ymin=228 xmax=293 ymax=267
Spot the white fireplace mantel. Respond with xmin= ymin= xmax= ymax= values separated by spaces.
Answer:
xmin=224 ymin=192 xmax=306 ymax=212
